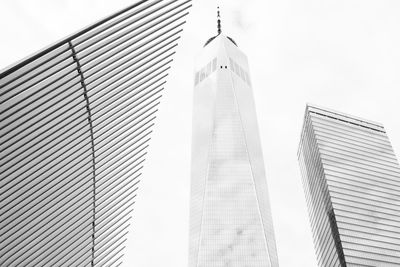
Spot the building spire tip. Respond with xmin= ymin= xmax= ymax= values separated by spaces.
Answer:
xmin=217 ymin=6 xmax=222 ymax=35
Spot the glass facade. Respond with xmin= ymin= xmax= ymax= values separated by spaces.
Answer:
xmin=0 ymin=0 xmax=192 ymax=266
xmin=298 ymin=104 xmax=400 ymax=266
xmin=189 ymin=34 xmax=279 ymax=267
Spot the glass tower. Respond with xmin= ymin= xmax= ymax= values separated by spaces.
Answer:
xmin=189 ymin=21 xmax=279 ymax=266
xmin=298 ymin=104 xmax=400 ymax=266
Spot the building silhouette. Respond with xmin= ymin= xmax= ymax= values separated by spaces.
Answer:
xmin=189 ymin=11 xmax=279 ymax=267
xmin=0 ymin=0 xmax=191 ymax=266
xmin=298 ymin=104 xmax=400 ymax=266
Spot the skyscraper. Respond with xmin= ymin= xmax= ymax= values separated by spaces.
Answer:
xmin=0 ymin=1 xmax=191 ymax=266
xmin=189 ymin=12 xmax=279 ymax=267
xmin=298 ymin=104 xmax=400 ymax=266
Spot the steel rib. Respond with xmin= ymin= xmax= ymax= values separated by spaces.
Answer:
xmin=1 ymin=81 xmax=83 ymax=139
xmin=1 ymin=164 xmax=93 ymax=234
xmin=1 ymin=65 xmax=80 ymax=115
xmin=0 ymin=113 xmax=89 ymax=178
xmin=95 ymin=136 xmax=151 ymax=174
xmin=0 ymin=135 xmax=93 ymax=194
xmin=80 ymin=15 xmax=186 ymax=70
xmin=87 ymin=53 xmax=173 ymax=100
xmin=74 ymin=0 xmax=175 ymax=52
xmin=83 ymin=28 xmax=181 ymax=82
xmin=0 ymin=0 xmax=150 ymax=79
xmin=95 ymin=121 xmax=154 ymax=163
xmin=2 ymin=202 xmax=93 ymax=263
xmin=75 ymin=0 xmax=184 ymax=57
xmin=1 ymin=179 xmax=93 ymax=249
xmin=0 ymin=91 xmax=86 ymax=151
xmin=1 ymin=121 xmax=92 ymax=181
xmin=89 ymin=66 xmax=169 ymax=113
xmin=71 ymin=0 xmax=160 ymax=47
xmin=0 ymin=55 xmax=76 ymax=107
xmin=84 ymin=34 xmax=180 ymax=89
xmin=96 ymin=177 xmax=140 ymax=213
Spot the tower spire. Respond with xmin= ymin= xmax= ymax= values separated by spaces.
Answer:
xmin=217 ymin=6 xmax=221 ymax=35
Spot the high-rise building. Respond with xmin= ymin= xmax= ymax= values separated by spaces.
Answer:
xmin=298 ymin=104 xmax=400 ymax=266
xmin=0 ymin=1 xmax=191 ymax=266
xmin=189 ymin=12 xmax=279 ymax=267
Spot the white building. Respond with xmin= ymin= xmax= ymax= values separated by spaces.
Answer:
xmin=189 ymin=14 xmax=279 ymax=267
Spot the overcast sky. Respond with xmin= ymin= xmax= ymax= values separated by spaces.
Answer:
xmin=1 ymin=1 xmax=400 ymax=266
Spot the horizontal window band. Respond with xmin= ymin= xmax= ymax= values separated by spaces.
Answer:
xmin=336 ymin=213 xmax=400 ymax=233
xmin=330 ymin=192 xmax=400 ymax=213
xmin=318 ymin=145 xmax=399 ymax=167
xmin=323 ymin=164 xmax=400 ymax=188
xmin=310 ymin=116 xmax=388 ymax=142
xmin=332 ymin=202 xmax=400 ymax=223
xmin=324 ymin=168 xmax=400 ymax=190
xmin=309 ymin=110 xmax=385 ymax=133
xmin=338 ymin=222 xmax=400 ymax=242
xmin=326 ymin=177 xmax=400 ymax=200
xmin=311 ymin=119 xmax=391 ymax=147
xmin=315 ymin=132 xmax=395 ymax=155
xmin=321 ymin=155 xmax=400 ymax=177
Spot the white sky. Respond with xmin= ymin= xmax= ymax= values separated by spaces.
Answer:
xmin=1 ymin=1 xmax=400 ymax=266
